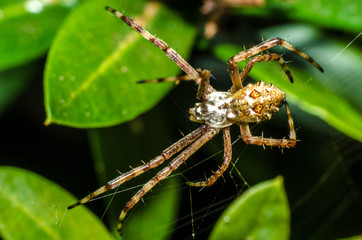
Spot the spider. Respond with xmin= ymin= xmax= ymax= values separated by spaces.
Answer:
xmin=68 ymin=6 xmax=324 ymax=235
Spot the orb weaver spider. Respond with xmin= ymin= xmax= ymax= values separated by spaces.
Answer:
xmin=68 ymin=5 xmax=324 ymax=235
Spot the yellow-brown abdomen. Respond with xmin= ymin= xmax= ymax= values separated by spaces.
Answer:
xmin=228 ymin=81 xmax=285 ymax=123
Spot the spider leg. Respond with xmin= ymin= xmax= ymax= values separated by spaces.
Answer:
xmin=230 ymin=37 xmax=323 ymax=72
xmin=105 ymin=6 xmax=199 ymax=80
xmin=68 ymin=125 xmax=209 ymax=210
xmin=137 ymin=69 xmax=215 ymax=100
xmin=285 ymin=102 xmax=296 ymax=140
xmin=187 ymin=127 xmax=232 ymax=187
xmin=228 ymin=56 xmax=243 ymax=93
xmin=239 ymin=53 xmax=294 ymax=84
xmin=196 ymin=69 xmax=213 ymax=101
xmin=137 ymin=74 xmax=194 ymax=85
xmin=106 ymin=6 xmax=216 ymax=93
xmin=239 ymin=103 xmax=296 ymax=148
xmin=228 ymin=37 xmax=324 ymax=92
xmin=117 ymin=126 xmax=219 ymax=235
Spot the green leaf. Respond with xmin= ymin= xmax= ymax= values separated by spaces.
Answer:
xmin=0 ymin=166 xmax=115 ymax=240
xmin=0 ymin=0 xmax=77 ymax=71
xmin=44 ymin=0 xmax=197 ymax=128
xmin=234 ymin=0 xmax=362 ymax=33
xmin=209 ymin=177 xmax=289 ymax=240
xmin=213 ymin=29 xmax=362 ymax=142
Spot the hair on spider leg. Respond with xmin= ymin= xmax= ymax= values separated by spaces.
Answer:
xmin=209 ymin=73 xmax=218 ymax=82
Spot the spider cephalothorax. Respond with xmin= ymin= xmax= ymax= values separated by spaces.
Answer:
xmin=190 ymin=91 xmax=233 ymax=128
xmin=68 ymin=5 xmax=323 ymax=236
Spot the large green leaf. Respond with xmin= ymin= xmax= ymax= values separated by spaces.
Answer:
xmin=0 ymin=166 xmax=114 ymax=240
xmin=234 ymin=0 xmax=362 ymax=33
xmin=209 ymin=177 xmax=289 ymax=240
xmin=213 ymin=30 xmax=362 ymax=142
xmin=0 ymin=0 xmax=77 ymax=71
xmin=44 ymin=0 xmax=197 ymax=128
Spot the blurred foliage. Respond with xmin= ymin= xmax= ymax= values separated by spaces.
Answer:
xmin=0 ymin=0 xmax=77 ymax=71
xmin=0 ymin=0 xmax=361 ymax=239
xmin=235 ymin=0 xmax=362 ymax=33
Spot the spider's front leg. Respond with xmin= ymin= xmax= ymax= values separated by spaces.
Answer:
xmin=187 ymin=127 xmax=232 ymax=187
xmin=137 ymin=69 xmax=214 ymax=99
xmin=137 ymin=74 xmax=194 ymax=85
xmin=106 ymin=6 xmax=215 ymax=94
xmin=240 ymin=103 xmax=296 ymax=148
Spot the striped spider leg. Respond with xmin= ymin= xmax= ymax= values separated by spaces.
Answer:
xmin=68 ymin=6 xmax=324 ymax=235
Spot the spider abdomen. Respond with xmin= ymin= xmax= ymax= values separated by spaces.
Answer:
xmin=229 ymin=81 xmax=285 ymax=123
